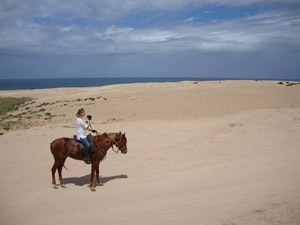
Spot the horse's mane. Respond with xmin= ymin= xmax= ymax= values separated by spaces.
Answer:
xmin=97 ymin=132 xmax=119 ymax=138
xmin=96 ymin=132 xmax=109 ymax=140
xmin=96 ymin=133 xmax=121 ymax=144
xmin=97 ymin=132 xmax=108 ymax=136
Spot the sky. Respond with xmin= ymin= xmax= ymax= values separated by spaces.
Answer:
xmin=0 ymin=0 xmax=300 ymax=80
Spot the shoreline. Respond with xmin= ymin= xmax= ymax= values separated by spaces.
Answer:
xmin=1 ymin=78 xmax=300 ymax=91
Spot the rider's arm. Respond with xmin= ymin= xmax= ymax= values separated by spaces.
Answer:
xmin=86 ymin=120 xmax=92 ymax=131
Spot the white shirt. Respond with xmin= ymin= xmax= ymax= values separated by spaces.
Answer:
xmin=76 ymin=117 xmax=88 ymax=139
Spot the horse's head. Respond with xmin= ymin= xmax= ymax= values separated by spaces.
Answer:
xmin=95 ymin=132 xmax=127 ymax=154
xmin=115 ymin=132 xmax=127 ymax=154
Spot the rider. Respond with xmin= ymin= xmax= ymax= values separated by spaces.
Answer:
xmin=76 ymin=108 xmax=92 ymax=164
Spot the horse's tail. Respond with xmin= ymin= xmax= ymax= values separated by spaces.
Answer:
xmin=63 ymin=165 xmax=68 ymax=171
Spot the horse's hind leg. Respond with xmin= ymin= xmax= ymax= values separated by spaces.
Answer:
xmin=58 ymin=157 xmax=67 ymax=188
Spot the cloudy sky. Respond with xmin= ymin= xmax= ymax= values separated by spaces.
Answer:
xmin=0 ymin=0 xmax=300 ymax=79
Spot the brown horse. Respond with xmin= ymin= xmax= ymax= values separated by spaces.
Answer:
xmin=50 ymin=132 xmax=127 ymax=190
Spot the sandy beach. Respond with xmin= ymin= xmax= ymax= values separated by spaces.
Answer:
xmin=1 ymin=80 xmax=300 ymax=225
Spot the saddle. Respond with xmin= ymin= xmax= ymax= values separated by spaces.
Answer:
xmin=67 ymin=134 xmax=95 ymax=156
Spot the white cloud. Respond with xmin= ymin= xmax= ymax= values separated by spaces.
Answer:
xmin=58 ymin=25 xmax=75 ymax=32
xmin=130 ymin=30 xmax=179 ymax=43
xmin=184 ymin=17 xmax=199 ymax=22
xmin=102 ymin=26 xmax=134 ymax=41
xmin=0 ymin=0 xmax=299 ymax=56
xmin=93 ymin=11 xmax=300 ymax=54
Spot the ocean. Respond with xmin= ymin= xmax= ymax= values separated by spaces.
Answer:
xmin=0 ymin=77 xmax=210 ymax=90
xmin=0 ymin=77 xmax=294 ymax=90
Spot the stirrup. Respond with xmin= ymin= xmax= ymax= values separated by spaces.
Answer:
xmin=83 ymin=158 xmax=91 ymax=164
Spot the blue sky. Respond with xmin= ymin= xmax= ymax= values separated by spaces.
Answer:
xmin=0 ymin=0 xmax=300 ymax=79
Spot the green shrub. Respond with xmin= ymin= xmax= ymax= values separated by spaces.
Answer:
xmin=2 ymin=123 xmax=10 ymax=131
xmin=36 ymin=102 xmax=49 ymax=107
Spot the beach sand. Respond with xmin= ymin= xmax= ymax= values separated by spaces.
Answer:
xmin=0 ymin=80 xmax=300 ymax=225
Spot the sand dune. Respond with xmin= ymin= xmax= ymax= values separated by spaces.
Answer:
xmin=0 ymin=80 xmax=300 ymax=225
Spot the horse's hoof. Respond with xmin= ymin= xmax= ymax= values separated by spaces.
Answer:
xmin=53 ymin=184 xmax=59 ymax=189
xmin=89 ymin=184 xmax=96 ymax=191
xmin=61 ymin=184 xmax=66 ymax=188
xmin=97 ymin=182 xmax=103 ymax=186
xmin=90 ymin=186 xmax=96 ymax=192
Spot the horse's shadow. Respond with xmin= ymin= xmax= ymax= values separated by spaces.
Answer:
xmin=63 ymin=174 xmax=128 ymax=186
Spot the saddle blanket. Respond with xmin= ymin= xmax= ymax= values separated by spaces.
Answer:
xmin=67 ymin=138 xmax=85 ymax=155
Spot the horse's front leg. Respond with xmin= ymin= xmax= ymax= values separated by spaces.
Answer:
xmin=90 ymin=161 xmax=97 ymax=190
xmin=96 ymin=162 xmax=102 ymax=186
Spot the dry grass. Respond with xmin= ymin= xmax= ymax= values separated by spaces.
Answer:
xmin=0 ymin=97 xmax=33 ymax=116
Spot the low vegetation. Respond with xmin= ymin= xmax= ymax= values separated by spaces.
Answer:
xmin=278 ymin=81 xmax=300 ymax=86
xmin=74 ymin=96 xmax=107 ymax=102
xmin=0 ymin=97 xmax=33 ymax=116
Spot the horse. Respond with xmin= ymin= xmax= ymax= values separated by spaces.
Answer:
xmin=50 ymin=132 xmax=127 ymax=190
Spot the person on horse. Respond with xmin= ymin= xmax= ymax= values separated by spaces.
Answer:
xmin=76 ymin=108 xmax=92 ymax=164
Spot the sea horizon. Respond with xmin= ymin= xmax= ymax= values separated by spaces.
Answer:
xmin=0 ymin=77 xmax=299 ymax=90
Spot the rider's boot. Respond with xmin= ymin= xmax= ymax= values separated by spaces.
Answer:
xmin=83 ymin=149 xmax=90 ymax=164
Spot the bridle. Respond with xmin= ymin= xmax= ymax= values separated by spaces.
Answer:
xmin=94 ymin=133 xmax=125 ymax=153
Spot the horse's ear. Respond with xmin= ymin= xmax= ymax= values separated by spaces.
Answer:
xmin=123 ymin=132 xmax=126 ymax=136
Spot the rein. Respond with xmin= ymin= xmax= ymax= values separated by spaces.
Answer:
xmin=94 ymin=141 xmax=102 ymax=151
xmin=109 ymin=135 xmax=122 ymax=153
